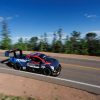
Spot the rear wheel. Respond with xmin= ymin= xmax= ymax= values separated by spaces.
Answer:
xmin=6 ymin=62 xmax=14 ymax=67
xmin=43 ymin=68 xmax=52 ymax=76
xmin=13 ymin=63 xmax=21 ymax=70
xmin=26 ymin=67 xmax=35 ymax=72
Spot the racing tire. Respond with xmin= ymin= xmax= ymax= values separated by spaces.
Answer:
xmin=13 ymin=63 xmax=22 ymax=70
xmin=53 ymin=65 xmax=62 ymax=77
xmin=26 ymin=67 xmax=34 ymax=72
xmin=43 ymin=68 xmax=52 ymax=76
xmin=6 ymin=62 xmax=14 ymax=67
xmin=57 ymin=64 xmax=62 ymax=73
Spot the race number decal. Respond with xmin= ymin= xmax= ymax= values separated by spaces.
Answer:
xmin=27 ymin=63 xmax=39 ymax=68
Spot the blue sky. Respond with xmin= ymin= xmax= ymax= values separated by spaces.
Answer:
xmin=0 ymin=0 xmax=100 ymax=42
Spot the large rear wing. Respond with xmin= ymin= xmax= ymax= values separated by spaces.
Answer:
xmin=5 ymin=49 xmax=23 ymax=58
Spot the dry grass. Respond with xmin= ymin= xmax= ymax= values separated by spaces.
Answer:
xmin=0 ymin=94 xmax=35 ymax=100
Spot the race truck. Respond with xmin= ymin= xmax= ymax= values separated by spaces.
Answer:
xmin=1 ymin=49 xmax=62 ymax=76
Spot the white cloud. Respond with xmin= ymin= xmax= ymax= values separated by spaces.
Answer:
xmin=6 ymin=16 xmax=13 ymax=20
xmin=84 ymin=13 xmax=98 ymax=19
xmin=11 ymin=32 xmax=67 ymax=44
xmin=0 ymin=16 xmax=4 ymax=22
xmin=0 ymin=14 xmax=19 ymax=23
xmin=0 ymin=16 xmax=13 ymax=22
xmin=12 ymin=36 xmax=32 ymax=44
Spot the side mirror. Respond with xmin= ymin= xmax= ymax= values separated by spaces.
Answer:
xmin=5 ymin=51 xmax=9 ymax=57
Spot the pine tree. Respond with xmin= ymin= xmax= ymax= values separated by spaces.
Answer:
xmin=52 ymin=32 xmax=57 ymax=52
xmin=28 ymin=37 xmax=38 ymax=51
xmin=0 ymin=21 xmax=12 ymax=50
xmin=86 ymin=32 xmax=100 ymax=56
xmin=14 ymin=37 xmax=25 ymax=50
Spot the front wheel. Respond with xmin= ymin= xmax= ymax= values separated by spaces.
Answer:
xmin=53 ymin=65 xmax=62 ymax=76
xmin=43 ymin=68 xmax=52 ymax=76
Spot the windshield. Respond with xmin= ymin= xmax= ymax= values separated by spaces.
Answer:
xmin=39 ymin=54 xmax=46 ymax=59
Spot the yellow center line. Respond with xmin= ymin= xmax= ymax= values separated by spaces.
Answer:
xmin=61 ymin=63 xmax=100 ymax=71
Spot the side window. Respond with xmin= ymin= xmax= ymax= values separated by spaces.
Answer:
xmin=32 ymin=57 xmax=41 ymax=62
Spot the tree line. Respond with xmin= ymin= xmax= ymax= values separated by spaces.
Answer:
xmin=0 ymin=21 xmax=100 ymax=56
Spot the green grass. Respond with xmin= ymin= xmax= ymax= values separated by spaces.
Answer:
xmin=0 ymin=94 xmax=35 ymax=100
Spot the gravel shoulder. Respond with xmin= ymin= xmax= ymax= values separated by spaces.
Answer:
xmin=0 ymin=73 xmax=100 ymax=100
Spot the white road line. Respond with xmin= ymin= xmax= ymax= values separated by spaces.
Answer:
xmin=0 ymin=67 xmax=100 ymax=89
xmin=54 ymin=77 xmax=100 ymax=88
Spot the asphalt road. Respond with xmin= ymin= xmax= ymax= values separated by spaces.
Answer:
xmin=0 ymin=54 xmax=100 ymax=94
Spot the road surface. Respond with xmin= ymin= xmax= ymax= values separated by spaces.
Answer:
xmin=0 ymin=53 xmax=100 ymax=94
